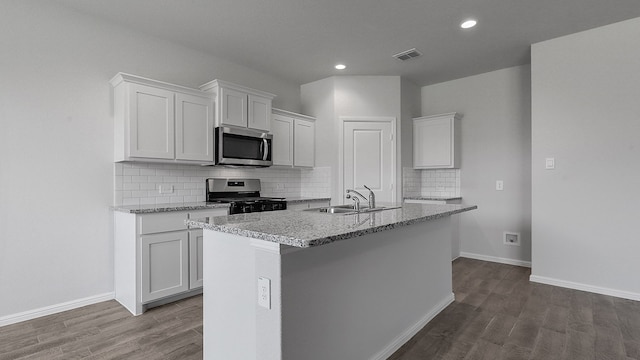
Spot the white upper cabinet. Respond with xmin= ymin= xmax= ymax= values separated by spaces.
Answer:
xmin=248 ymin=94 xmax=272 ymax=131
xmin=294 ymin=118 xmax=315 ymax=167
xmin=271 ymin=113 xmax=294 ymax=166
xmin=200 ymin=80 xmax=275 ymax=132
xmin=175 ymin=93 xmax=214 ymax=162
xmin=111 ymin=73 xmax=214 ymax=165
xmin=219 ymin=86 xmax=247 ymax=128
xmin=271 ymin=108 xmax=315 ymax=168
xmin=125 ymin=83 xmax=175 ymax=160
xmin=413 ymin=112 xmax=461 ymax=169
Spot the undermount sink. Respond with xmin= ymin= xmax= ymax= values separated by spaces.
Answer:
xmin=304 ymin=205 xmax=401 ymax=215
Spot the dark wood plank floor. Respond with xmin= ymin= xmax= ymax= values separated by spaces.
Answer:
xmin=1 ymin=258 xmax=639 ymax=359
xmin=0 ymin=295 xmax=203 ymax=360
xmin=390 ymin=258 xmax=640 ymax=360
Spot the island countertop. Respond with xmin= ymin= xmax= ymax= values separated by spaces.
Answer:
xmin=187 ymin=203 xmax=477 ymax=248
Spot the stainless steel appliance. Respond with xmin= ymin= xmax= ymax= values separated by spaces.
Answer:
xmin=215 ymin=126 xmax=272 ymax=167
xmin=206 ymin=178 xmax=286 ymax=214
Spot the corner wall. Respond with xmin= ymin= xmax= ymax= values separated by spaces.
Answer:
xmin=531 ymin=17 xmax=640 ymax=299
xmin=421 ymin=66 xmax=532 ymax=266
xmin=301 ymin=76 xmax=405 ymax=205
xmin=0 ymin=0 xmax=301 ymax=322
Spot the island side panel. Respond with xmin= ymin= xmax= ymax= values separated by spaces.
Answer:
xmin=280 ymin=216 xmax=453 ymax=360
xmin=202 ymin=231 xmax=257 ymax=360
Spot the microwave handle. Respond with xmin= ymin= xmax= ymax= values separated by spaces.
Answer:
xmin=262 ymin=139 xmax=269 ymax=161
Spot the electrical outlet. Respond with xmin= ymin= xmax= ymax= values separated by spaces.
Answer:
xmin=159 ymin=185 xmax=174 ymax=194
xmin=496 ymin=180 xmax=504 ymax=191
xmin=504 ymin=232 xmax=520 ymax=246
xmin=258 ymin=277 xmax=271 ymax=309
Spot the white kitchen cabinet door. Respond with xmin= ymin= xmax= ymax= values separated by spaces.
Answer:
xmin=294 ymin=119 xmax=315 ymax=167
xmin=141 ymin=231 xmax=189 ymax=303
xmin=413 ymin=113 xmax=461 ymax=169
xmin=128 ymin=83 xmax=175 ymax=159
xmin=186 ymin=208 xmax=228 ymax=290
xmin=175 ymin=93 xmax=214 ymax=163
xmin=271 ymin=114 xmax=294 ymax=166
xmin=248 ymin=94 xmax=272 ymax=132
xmin=188 ymin=229 xmax=204 ymax=289
xmin=219 ymin=86 xmax=247 ymax=128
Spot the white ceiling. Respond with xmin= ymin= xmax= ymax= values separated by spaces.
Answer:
xmin=54 ymin=0 xmax=640 ymax=86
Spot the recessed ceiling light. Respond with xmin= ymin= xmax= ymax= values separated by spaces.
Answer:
xmin=460 ymin=19 xmax=477 ymax=29
xmin=335 ymin=64 xmax=346 ymax=70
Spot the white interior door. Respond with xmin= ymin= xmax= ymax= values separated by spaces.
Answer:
xmin=343 ymin=120 xmax=395 ymax=204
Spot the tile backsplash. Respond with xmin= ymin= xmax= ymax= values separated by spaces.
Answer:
xmin=114 ymin=163 xmax=332 ymax=206
xmin=403 ymin=167 xmax=461 ymax=198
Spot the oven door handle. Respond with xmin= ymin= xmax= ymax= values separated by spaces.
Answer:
xmin=262 ymin=139 xmax=269 ymax=161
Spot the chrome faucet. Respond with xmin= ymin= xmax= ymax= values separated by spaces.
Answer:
xmin=346 ymin=189 xmax=367 ymax=212
xmin=346 ymin=186 xmax=376 ymax=212
xmin=363 ymin=185 xmax=375 ymax=209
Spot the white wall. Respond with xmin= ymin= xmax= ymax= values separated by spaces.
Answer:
xmin=0 ymin=0 xmax=301 ymax=321
xmin=301 ymin=76 xmax=407 ymax=204
xmin=531 ymin=17 xmax=640 ymax=299
xmin=421 ymin=66 xmax=532 ymax=265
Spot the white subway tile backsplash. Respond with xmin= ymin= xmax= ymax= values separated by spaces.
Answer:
xmin=113 ymin=163 xmax=331 ymax=206
xmin=402 ymin=167 xmax=461 ymax=198
xmin=123 ymin=168 xmax=139 ymax=176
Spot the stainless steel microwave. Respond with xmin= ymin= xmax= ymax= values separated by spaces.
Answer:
xmin=215 ymin=127 xmax=273 ymax=167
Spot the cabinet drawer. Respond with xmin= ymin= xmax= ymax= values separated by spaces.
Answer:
xmin=139 ymin=212 xmax=188 ymax=234
xmin=188 ymin=208 xmax=229 ymax=221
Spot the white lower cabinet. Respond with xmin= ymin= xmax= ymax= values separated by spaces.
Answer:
xmin=114 ymin=207 xmax=228 ymax=315
xmin=141 ymin=231 xmax=189 ymax=303
xmin=188 ymin=229 xmax=204 ymax=289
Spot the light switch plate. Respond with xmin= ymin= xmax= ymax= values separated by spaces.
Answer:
xmin=258 ymin=277 xmax=271 ymax=309
xmin=545 ymin=158 xmax=555 ymax=169
xmin=496 ymin=180 xmax=504 ymax=191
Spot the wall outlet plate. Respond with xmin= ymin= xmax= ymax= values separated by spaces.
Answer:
xmin=504 ymin=232 xmax=521 ymax=246
xmin=258 ymin=277 xmax=271 ymax=309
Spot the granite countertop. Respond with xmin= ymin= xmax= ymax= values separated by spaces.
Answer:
xmin=404 ymin=196 xmax=462 ymax=201
xmin=284 ymin=197 xmax=331 ymax=203
xmin=112 ymin=202 xmax=230 ymax=214
xmin=187 ymin=203 xmax=477 ymax=248
xmin=112 ymin=197 xmax=330 ymax=214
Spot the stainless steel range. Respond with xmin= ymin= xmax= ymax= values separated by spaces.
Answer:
xmin=205 ymin=178 xmax=287 ymax=215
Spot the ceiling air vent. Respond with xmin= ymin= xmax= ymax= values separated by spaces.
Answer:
xmin=393 ymin=48 xmax=422 ymax=61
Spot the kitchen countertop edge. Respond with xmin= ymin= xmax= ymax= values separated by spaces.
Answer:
xmin=112 ymin=202 xmax=230 ymax=214
xmin=187 ymin=204 xmax=477 ymax=248
xmin=403 ymin=196 xmax=462 ymax=201
xmin=284 ymin=197 xmax=331 ymax=203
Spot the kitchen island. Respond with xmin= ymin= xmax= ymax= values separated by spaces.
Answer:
xmin=187 ymin=203 xmax=477 ymax=360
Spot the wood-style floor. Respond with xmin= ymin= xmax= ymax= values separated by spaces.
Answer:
xmin=1 ymin=258 xmax=639 ymax=359
xmin=390 ymin=258 xmax=640 ymax=360
xmin=0 ymin=295 xmax=203 ymax=359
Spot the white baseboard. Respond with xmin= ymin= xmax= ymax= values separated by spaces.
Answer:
xmin=460 ymin=252 xmax=531 ymax=268
xmin=0 ymin=292 xmax=115 ymax=327
xmin=370 ymin=292 xmax=455 ymax=360
xmin=529 ymin=275 xmax=640 ymax=301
